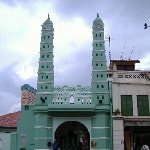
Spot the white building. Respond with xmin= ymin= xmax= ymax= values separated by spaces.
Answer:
xmin=109 ymin=60 xmax=150 ymax=150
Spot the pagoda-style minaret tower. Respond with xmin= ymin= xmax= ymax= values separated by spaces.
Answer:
xmin=36 ymin=14 xmax=54 ymax=105
xmin=92 ymin=13 xmax=109 ymax=105
xmin=91 ymin=14 xmax=111 ymax=150
xmin=34 ymin=15 xmax=54 ymax=150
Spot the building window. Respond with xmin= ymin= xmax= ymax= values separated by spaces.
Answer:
xmin=95 ymin=34 xmax=97 ymax=37
xmin=43 ymin=36 xmax=45 ymax=39
xmin=25 ymin=105 xmax=29 ymax=110
xmin=46 ymin=76 xmax=48 ymax=79
xmin=99 ymin=100 xmax=102 ymax=103
xmin=99 ymin=34 xmax=101 ymax=37
xmin=102 ymin=95 xmax=104 ymax=99
xmin=48 ymin=36 xmax=50 ymax=38
xmin=97 ymin=96 xmax=99 ymax=99
xmin=96 ymin=44 xmax=98 ymax=47
xmin=101 ymin=53 xmax=102 ymax=56
xmin=101 ymin=74 xmax=103 ymax=77
xmin=137 ymin=95 xmax=149 ymax=116
xmin=121 ymin=95 xmax=133 ymax=116
xmin=100 ymin=44 xmax=102 ymax=47
xmin=48 ymin=45 xmax=49 ymax=48
xmin=43 ymin=46 xmax=45 ymax=48
xmin=96 ymin=53 xmax=98 ymax=56
xmin=45 ymin=86 xmax=48 ymax=89
xmin=97 ymin=74 xmax=99 ymax=77
xmin=101 ymin=63 xmax=103 ymax=66
xmin=97 ymin=85 xmax=99 ymax=88
xmin=70 ymin=95 xmax=75 ymax=104
xmin=47 ymin=55 xmax=49 ymax=58
xmin=42 ymin=66 xmax=44 ymax=68
xmin=42 ymin=55 xmax=44 ymax=58
xmin=96 ymin=63 xmax=98 ymax=66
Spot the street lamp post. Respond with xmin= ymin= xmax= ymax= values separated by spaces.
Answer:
xmin=144 ymin=23 xmax=150 ymax=29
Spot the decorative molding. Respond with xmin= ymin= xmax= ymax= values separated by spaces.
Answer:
xmin=36 ymin=92 xmax=53 ymax=95
xmin=37 ymin=81 xmax=53 ymax=84
xmin=34 ymin=126 xmax=52 ymax=129
xmin=91 ymin=137 xmax=110 ymax=140
xmin=39 ymin=61 xmax=53 ymax=63
xmin=35 ymin=115 xmax=52 ymax=118
xmin=92 ymin=126 xmax=109 ymax=129
xmin=34 ymin=138 xmax=51 ymax=140
xmin=37 ymin=71 xmax=54 ymax=74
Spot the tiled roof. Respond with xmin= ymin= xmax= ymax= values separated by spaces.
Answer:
xmin=110 ymin=60 xmax=140 ymax=63
xmin=109 ymin=59 xmax=140 ymax=70
xmin=0 ymin=111 xmax=20 ymax=128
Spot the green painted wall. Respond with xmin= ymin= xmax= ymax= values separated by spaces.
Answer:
xmin=17 ymin=105 xmax=35 ymax=150
xmin=91 ymin=114 xmax=110 ymax=149
xmin=34 ymin=112 xmax=53 ymax=149
xmin=10 ymin=133 xmax=17 ymax=150
xmin=0 ymin=133 xmax=11 ymax=150
xmin=16 ymin=14 xmax=112 ymax=150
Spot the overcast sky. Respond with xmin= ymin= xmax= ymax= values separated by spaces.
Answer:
xmin=0 ymin=0 xmax=150 ymax=115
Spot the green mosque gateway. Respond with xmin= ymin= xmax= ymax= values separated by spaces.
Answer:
xmin=16 ymin=14 xmax=112 ymax=150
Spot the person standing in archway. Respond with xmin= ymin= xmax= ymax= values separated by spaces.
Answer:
xmin=52 ymin=140 xmax=59 ymax=150
xmin=141 ymin=145 xmax=150 ymax=150
xmin=82 ymin=135 xmax=88 ymax=150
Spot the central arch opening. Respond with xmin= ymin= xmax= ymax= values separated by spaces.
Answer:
xmin=55 ymin=121 xmax=90 ymax=150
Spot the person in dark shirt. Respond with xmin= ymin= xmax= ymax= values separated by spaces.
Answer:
xmin=52 ymin=140 xmax=59 ymax=150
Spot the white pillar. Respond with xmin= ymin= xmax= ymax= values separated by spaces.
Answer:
xmin=113 ymin=117 xmax=124 ymax=150
xmin=132 ymin=94 xmax=138 ymax=116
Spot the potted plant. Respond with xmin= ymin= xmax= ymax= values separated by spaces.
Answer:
xmin=113 ymin=108 xmax=121 ymax=116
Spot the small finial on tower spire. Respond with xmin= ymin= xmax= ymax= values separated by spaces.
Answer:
xmin=48 ymin=13 xmax=49 ymax=19
xmin=97 ymin=13 xmax=99 ymax=18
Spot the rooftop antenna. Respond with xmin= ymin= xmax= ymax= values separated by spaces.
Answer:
xmin=137 ymin=51 xmax=141 ymax=60
xmin=120 ymin=41 xmax=126 ymax=60
xmin=105 ymin=35 xmax=113 ymax=62
xmin=129 ymin=46 xmax=134 ymax=60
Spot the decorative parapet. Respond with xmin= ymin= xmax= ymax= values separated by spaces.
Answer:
xmin=140 ymin=72 xmax=150 ymax=81
xmin=21 ymin=84 xmax=36 ymax=105
xmin=21 ymin=84 xmax=92 ymax=105
xmin=21 ymin=84 xmax=36 ymax=93
xmin=53 ymin=85 xmax=92 ymax=105
xmin=110 ymin=71 xmax=150 ymax=83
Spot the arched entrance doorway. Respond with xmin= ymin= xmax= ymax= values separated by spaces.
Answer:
xmin=55 ymin=121 xmax=90 ymax=150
